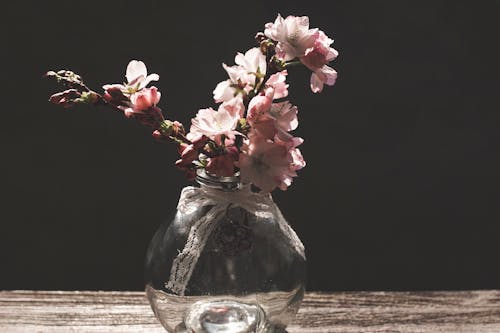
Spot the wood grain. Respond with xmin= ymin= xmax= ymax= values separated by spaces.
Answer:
xmin=0 ymin=290 xmax=499 ymax=332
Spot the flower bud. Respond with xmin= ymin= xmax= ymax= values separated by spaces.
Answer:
xmin=132 ymin=106 xmax=164 ymax=128
xmin=130 ymin=87 xmax=161 ymax=111
xmin=103 ymin=86 xmax=128 ymax=105
xmin=159 ymin=120 xmax=174 ymax=137
xmin=79 ymin=91 xmax=99 ymax=105
xmin=172 ymin=121 xmax=185 ymax=136
xmin=48 ymin=89 xmax=81 ymax=108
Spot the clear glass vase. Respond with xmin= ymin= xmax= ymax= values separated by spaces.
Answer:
xmin=144 ymin=170 xmax=306 ymax=333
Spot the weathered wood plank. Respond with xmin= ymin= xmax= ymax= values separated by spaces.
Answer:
xmin=0 ymin=290 xmax=499 ymax=332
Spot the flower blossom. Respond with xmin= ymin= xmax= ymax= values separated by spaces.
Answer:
xmin=264 ymin=14 xmax=318 ymax=61
xmin=187 ymin=106 xmax=241 ymax=144
xmin=237 ymin=134 xmax=304 ymax=192
xmin=123 ymin=87 xmax=163 ymax=127
xmin=264 ymin=14 xmax=338 ymax=93
xmin=103 ymin=60 xmax=159 ymax=95
xmin=128 ymin=87 xmax=161 ymax=112
xmin=101 ymin=60 xmax=163 ymax=125
xmin=266 ymin=70 xmax=289 ymax=99
xmin=45 ymin=11 xmax=340 ymax=192
xmin=248 ymin=100 xmax=302 ymax=146
xmin=213 ymin=47 xmax=267 ymax=103
xmin=300 ymin=31 xmax=338 ymax=93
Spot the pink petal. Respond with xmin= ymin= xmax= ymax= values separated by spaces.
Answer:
xmin=222 ymin=63 xmax=242 ymax=83
xmin=235 ymin=48 xmax=266 ymax=74
xmin=327 ymin=47 xmax=339 ymax=62
xmin=220 ymin=96 xmax=245 ymax=117
xmin=310 ymin=72 xmax=324 ymax=93
xmin=139 ymin=73 xmax=160 ymax=90
xmin=321 ymin=65 xmax=338 ymax=85
xmin=213 ymin=80 xmax=234 ymax=103
xmin=124 ymin=107 xmax=135 ymax=118
xmin=128 ymin=75 xmax=146 ymax=88
xmin=126 ymin=60 xmax=147 ymax=83
xmin=102 ymin=83 xmax=126 ymax=91
xmin=267 ymin=71 xmax=289 ymax=99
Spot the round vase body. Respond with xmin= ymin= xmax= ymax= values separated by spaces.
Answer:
xmin=145 ymin=173 xmax=306 ymax=333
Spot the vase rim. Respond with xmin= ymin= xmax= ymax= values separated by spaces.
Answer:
xmin=195 ymin=169 xmax=242 ymax=192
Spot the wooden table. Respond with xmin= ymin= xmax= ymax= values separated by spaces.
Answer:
xmin=1 ymin=290 xmax=499 ymax=332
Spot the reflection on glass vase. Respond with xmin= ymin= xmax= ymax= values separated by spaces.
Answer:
xmin=145 ymin=170 xmax=306 ymax=333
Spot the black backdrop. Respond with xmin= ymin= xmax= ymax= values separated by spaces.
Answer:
xmin=2 ymin=1 xmax=500 ymax=291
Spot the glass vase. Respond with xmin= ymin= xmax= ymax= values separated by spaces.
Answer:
xmin=144 ymin=170 xmax=306 ymax=333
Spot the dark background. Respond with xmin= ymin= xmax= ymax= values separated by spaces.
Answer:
xmin=2 ymin=0 xmax=499 ymax=291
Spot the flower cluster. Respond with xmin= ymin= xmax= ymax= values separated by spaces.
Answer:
xmin=102 ymin=60 xmax=163 ymax=127
xmin=46 ymin=14 xmax=338 ymax=193
xmin=265 ymin=14 xmax=338 ymax=93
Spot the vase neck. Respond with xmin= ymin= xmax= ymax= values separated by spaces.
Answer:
xmin=195 ymin=169 xmax=242 ymax=192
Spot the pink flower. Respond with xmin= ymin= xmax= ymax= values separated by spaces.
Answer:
xmin=264 ymin=14 xmax=318 ymax=61
xmin=300 ymin=31 xmax=338 ymax=69
xmin=264 ymin=15 xmax=338 ymax=93
xmin=129 ymin=87 xmax=161 ymax=112
xmin=268 ymin=101 xmax=298 ymax=133
xmin=117 ymin=87 xmax=163 ymax=127
xmin=125 ymin=60 xmax=159 ymax=90
xmin=248 ymin=101 xmax=300 ymax=143
xmin=103 ymin=60 xmax=159 ymax=95
xmin=187 ymin=106 xmax=241 ymax=144
xmin=213 ymin=48 xmax=267 ymax=103
xmin=237 ymin=135 xmax=293 ymax=192
xmin=299 ymin=31 xmax=338 ymax=93
xmin=266 ymin=70 xmax=289 ymax=99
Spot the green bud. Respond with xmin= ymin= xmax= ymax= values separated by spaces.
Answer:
xmin=79 ymin=91 xmax=99 ymax=104
xmin=159 ymin=120 xmax=174 ymax=136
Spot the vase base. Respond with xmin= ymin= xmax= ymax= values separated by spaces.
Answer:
xmin=181 ymin=300 xmax=265 ymax=333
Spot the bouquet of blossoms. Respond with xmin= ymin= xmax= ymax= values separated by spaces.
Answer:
xmin=46 ymin=14 xmax=338 ymax=192
xmin=46 ymin=14 xmax=339 ymax=332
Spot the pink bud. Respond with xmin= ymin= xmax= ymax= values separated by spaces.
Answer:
xmin=48 ymin=89 xmax=81 ymax=108
xmin=130 ymin=87 xmax=161 ymax=111
xmin=152 ymin=130 xmax=163 ymax=139
xmin=102 ymin=85 xmax=128 ymax=106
